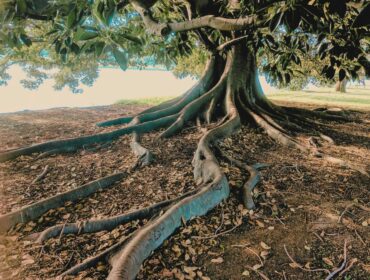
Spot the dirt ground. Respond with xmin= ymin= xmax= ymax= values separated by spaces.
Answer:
xmin=0 ymin=102 xmax=369 ymax=280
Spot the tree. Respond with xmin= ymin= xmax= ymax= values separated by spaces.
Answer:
xmin=0 ymin=1 xmax=369 ymax=279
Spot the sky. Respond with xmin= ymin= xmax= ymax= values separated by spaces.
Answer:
xmin=0 ymin=65 xmax=277 ymax=113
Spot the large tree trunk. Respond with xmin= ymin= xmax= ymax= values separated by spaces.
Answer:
xmin=335 ymin=78 xmax=347 ymax=93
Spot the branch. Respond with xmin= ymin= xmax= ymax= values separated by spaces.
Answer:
xmin=169 ymin=15 xmax=256 ymax=32
xmin=131 ymin=1 xmax=256 ymax=36
xmin=217 ymin=35 xmax=249 ymax=51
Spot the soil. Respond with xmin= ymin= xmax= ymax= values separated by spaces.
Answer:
xmin=0 ymin=102 xmax=369 ymax=280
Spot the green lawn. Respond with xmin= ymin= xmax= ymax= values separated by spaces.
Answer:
xmin=115 ymin=96 xmax=173 ymax=106
xmin=266 ymin=86 xmax=370 ymax=110
xmin=115 ymin=85 xmax=370 ymax=111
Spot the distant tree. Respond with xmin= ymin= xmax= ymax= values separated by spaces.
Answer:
xmin=0 ymin=1 xmax=369 ymax=279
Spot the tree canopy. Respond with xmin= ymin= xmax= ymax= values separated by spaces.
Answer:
xmin=0 ymin=0 xmax=369 ymax=92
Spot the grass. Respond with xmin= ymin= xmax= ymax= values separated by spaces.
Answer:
xmin=115 ymin=96 xmax=173 ymax=106
xmin=266 ymin=86 xmax=370 ymax=110
xmin=115 ymin=85 xmax=370 ymax=111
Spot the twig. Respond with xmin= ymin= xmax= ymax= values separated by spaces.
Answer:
xmin=325 ymin=240 xmax=348 ymax=280
xmin=338 ymin=204 xmax=353 ymax=224
xmin=354 ymin=230 xmax=366 ymax=246
xmin=32 ymin=165 xmax=49 ymax=184
xmin=192 ymin=224 xmax=240 ymax=240
xmin=312 ymin=231 xmax=324 ymax=242
xmin=275 ymin=216 xmax=286 ymax=226
xmin=62 ymin=251 xmax=75 ymax=270
xmin=245 ymin=247 xmax=264 ymax=267
xmin=355 ymin=203 xmax=370 ymax=212
xmin=284 ymin=244 xmax=330 ymax=273
xmin=339 ymin=258 xmax=357 ymax=276
xmin=245 ymin=265 xmax=270 ymax=280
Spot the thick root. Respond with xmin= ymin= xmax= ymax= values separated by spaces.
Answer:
xmin=159 ymin=56 xmax=231 ymax=139
xmin=97 ymin=116 xmax=134 ymax=127
xmin=218 ymin=148 xmax=268 ymax=209
xmin=36 ymin=190 xmax=197 ymax=243
xmin=97 ymin=57 xmax=218 ymax=128
xmin=107 ymin=177 xmax=229 ymax=280
xmin=107 ymin=49 xmax=242 ymax=279
xmin=0 ymin=114 xmax=177 ymax=162
xmin=0 ymin=173 xmax=126 ymax=233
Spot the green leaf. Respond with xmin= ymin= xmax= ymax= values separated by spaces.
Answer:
xmin=95 ymin=42 xmax=105 ymax=57
xmin=74 ymin=27 xmax=99 ymax=41
xmin=16 ymin=0 xmax=27 ymax=14
xmin=112 ymin=47 xmax=128 ymax=71
xmin=66 ymin=8 xmax=77 ymax=29
xmin=71 ymin=43 xmax=80 ymax=55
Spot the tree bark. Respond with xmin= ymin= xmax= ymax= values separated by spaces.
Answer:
xmin=335 ymin=78 xmax=347 ymax=93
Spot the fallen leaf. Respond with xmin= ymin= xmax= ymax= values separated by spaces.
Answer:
xmin=210 ymin=257 xmax=224 ymax=264
xmin=242 ymin=270 xmax=250 ymax=276
xmin=260 ymin=241 xmax=271 ymax=250
xmin=256 ymin=220 xmax=265 ymax=228
xmin=260 ymin=250 xmax=269 ymax=258
xmin=252 ymin=264 xmax=263 ymax=270
xmin=322 ymin=257 xmax=334 ymax=267
xmin=289 ymin=262 xmax=300 ymax=268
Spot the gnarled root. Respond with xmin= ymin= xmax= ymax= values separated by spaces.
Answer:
xmin=0 ymin=173 xmax=126 ymax=233
xmin=0 ymin=115 xmax=177 ymax=162
xmin=218 ymin=148 xmax=268 ymax=209
xmin=36 ymin=189 xmax=197 ymax=243
xmin=0 ymin=58 xmax=224 ymax=163
xmin=106 ymin=49 xmax=241 ymax=280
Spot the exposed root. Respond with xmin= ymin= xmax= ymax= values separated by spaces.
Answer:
xmin=284 ymin=106 xmax=356 ymax=123
xmin=107 ymin=178 xmax=229 ymax=279
xmin=35 ymin=146 xmax=77 ymax=159
xmin=246 ymin=106 xmax=306 ymax=151
xmin=97 ymin=116 xmax=134 ymax=127
xmin=159 ymin=58 xmax=230 ymax=138
xmin=31 ymin=165 xmax=49 ymax=184
xmin=130 ymin=116 xmax=153 ymax=168
xmin=57 ymin=234 xmax=134 ymax=279
xmin=218 ymin=149 xmax=268 ymax=209
xmin=107 ymin=48 xmax=242 ymax=280
xmin=317 ymin=154 xmax=369 ymax=176
xmin=96 ymin=57 xmax=217 ymax=129
xmin=36 ymin=190 xmax=197 ymax=243
xmin=0 ymin=173 xmax=126 ymax=233
xmin=0 ymin=114 xmax=177 ymax=162
xmin=130 ymin=133 xmax=153 ymax=168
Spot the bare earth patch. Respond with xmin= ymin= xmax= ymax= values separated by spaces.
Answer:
xmin=0 ymin=103 xmax=369 ymax=280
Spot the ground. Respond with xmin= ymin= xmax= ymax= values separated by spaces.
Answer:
xmin=266 ymin=87 xmax=370 ymax=111
xmin=0 ymin=100 xmax=369 ymax=280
